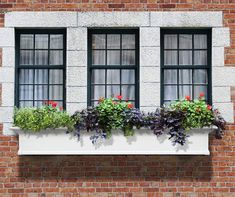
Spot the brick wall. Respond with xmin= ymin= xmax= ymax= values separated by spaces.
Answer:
xmin=1 ymin=1 xmax=235 ymax=196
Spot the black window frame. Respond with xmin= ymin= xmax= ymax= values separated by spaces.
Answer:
xmin=87 ymin=28 xmax=140 ymax=107
xmin=160 ymin=29 xmax=212 ymax=105
xmin=15 ymin=29 xmax=66 ymax=108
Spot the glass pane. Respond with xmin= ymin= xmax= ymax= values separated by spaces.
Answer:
xmin=91 ymin=69 xmax=105 ymax=84
xmin=19 ymin=69 xmax=34 ymax=84
xmin=193 ymin=69 xmax=208 ymax=84
xmin=164 ymin=51 xmax=177 ymax=65
xmin=122 ymin=85 xmax=135 ymax=100
xmin=194 ymin=51 xmax=207 ymax=65
xmin=34 ymin=101 xmax=44 ymax=107
xmin=35 ymin=69 xmax=48 ymax=84
xmin=179 ymin=34 xmax=192 ymax=49
xmin=107 ymin=34 xmax=120 ymax=49
xmin=164 ymin=70 xmax=177 ymax=84
xmin=194 ymin=86 xmax=207 ymax=100
xmin=179 ymin=51 xmax=192 ymax=65
xmin=19 ymin=85 xmax=33 ymax=100
xmin=50 ymin=34 xmax=63 ymax=49
xmin=164 ymin=86 xmax=177 ymax=100
xmin=164 ymin=34 xmax=177 ymax=49
xmin=107 ymin=69 xmax=120 ymax=84
xmin=107 ymin=85 xmax=120 ymax=98
xmin=92 ymin=34 xmax=106 ymax=49
xmin=34 ymin=85 xmax=48 ymax=100
xmin=92 ymin=50 xmax=105 ymax=65
xmin=179 ymin=85 xmax=192 ymax=100
xmin=179 ymin=69 xmax=192 ymax=84
xmin=50 ymin=50 xmax=63 ymax=65
xmin=20 ymin=34 xmax=33 ymax=49
xmin=19 ymin=101 xmax=33 ymax=107
xmin=122 ymin=34 xmax=135 ymax=49
xmin=122 ymin=70 xmax=135 ymax=84
xmin=107 ymin=50 xmax=120 ymax=65
xmin=49 ymin=70 xmax=63 ymax=84
xmin=20 ymin=50 xmax=34 ymax=65
xmin=91 ymin=85 xmax=105 ymax=100
xmin=194 ymin=34 xmax=207 ymax=49
xmin=35 ymin=34 xmax=48 ymax=49
xmin=122 ymin=51 xmax=135 ymax=65
xmin=49 ymin=85 xmax=63 ymax=100
xmin=35 ymin=50 xmax=48 ymax=65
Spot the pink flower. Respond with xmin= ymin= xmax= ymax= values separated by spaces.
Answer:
xmin=207 ymin=105 xmax=212 ymax=110
xmin=185 ymin=95 xmax=191 ymax=101
xmin=116 ymin=95 xmax=122 ymax=100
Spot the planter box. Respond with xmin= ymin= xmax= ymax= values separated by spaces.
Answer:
xmin=11 ymin=127 xmax=211 ymax=155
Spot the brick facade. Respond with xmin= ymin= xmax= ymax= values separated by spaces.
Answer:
xmin=0 ymin=1 xmax=235 ymax=196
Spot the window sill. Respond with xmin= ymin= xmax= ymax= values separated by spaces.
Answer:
xmin=11 ymin=127 xmax=212 ymax=155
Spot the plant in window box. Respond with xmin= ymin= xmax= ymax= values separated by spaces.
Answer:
xmin=14 ymin=101 xmax=75 ymax=132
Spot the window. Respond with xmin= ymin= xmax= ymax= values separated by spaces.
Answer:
xmin=161 ymin=29 xmax=211 ymax=105
xmin=88 ymin=29 xmax=139 ymax=107
xmin=15 ymin=29 xmax=66 ymax=108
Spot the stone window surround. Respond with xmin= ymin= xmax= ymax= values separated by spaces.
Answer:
xmin=0 ymin=11 xmax=233 ymax=135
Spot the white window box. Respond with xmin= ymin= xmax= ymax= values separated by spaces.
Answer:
xmin=11 ymin=127 xmax=211 ymax=155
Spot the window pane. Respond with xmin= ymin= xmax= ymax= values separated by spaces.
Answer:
xmin=50 ymin=34 xmax=63 ymax=49
xmin=92 ymin=34 xmax=106 ymax=49
xmin=164 ymin=86 xmax=177 ymax=100
xmin=35 ymin=34 xmax=48 ymax=49
xmin=194 ymin=51 xmax=207 ymax=65
xmin=49 ymin=70 xmax=63 ymax=84
xmin=34 ymin=101 xmax=44 ymax=107
xmin=122 ymin=85 xmax=135 ymax=100
xmin=164 ymin=70 xmax=177 ymax=84
xmin=19 ymin=69 xmax=34 ymax=84
xmin=164 ymin=51 xmax=177 ymax=65
xmin=179 ymin=85 xmax=192 ymax=100
xmin=122 ymin=69 xmax=135 ymax=84
xmin=20 ymin=35 xmax=33 ymax=49
xmin=179 ymin=34 xmax=192 ymax=49
xmin=194 ymin=86 xmax=207 ymax=100
xmin=49 ymin=85 xmax=63 ymax=100
xmin=50 ymin=50 xmax=63 ymax=65
xmin=107 ymin=85 xmax=120 ymax=98
xmin=20 ymin=85 xmax=33 ymax=100
xmin=122 ymin=34 xmax=135 ymax=49
xmin=164 ymin=34 xmax=177 ymax=49
xmin=34 ymin=85 xmax=48 ymax=100
xmin=107 ymin=69 xmax=120 ymax=84
xmin=107 ymin=34 xmax=120 ymax=49
xmin=20 ymin=50 xmax=34 ymax=65
xmin=91 ymin=69 xmax=105 ymax=84
xmin=122 ymin=50 xmax=135 ymax=65
xmin=179 ymin=51 xmax=192 ymax=65
xmin=179 ymin=69 xmax=192 ymax=84
xmin=35 ymin=50 xmax=48 ymax=65
xmin=107 ymin=50 xmax=120 ymax=65
xmin=194 ymin=34 xmax=207 ymax=49
xmin=92 ymin=85 xmax=105 ymax=100
xmin=92 ymin=50 xmax=105 ymax=65
xmin=35 ymin=69 xmax=48 ymax=84
xmin=193 ymin=69 xmax=208 ymax=84
xmin=19 ymin=101 xmax=33 ymax=107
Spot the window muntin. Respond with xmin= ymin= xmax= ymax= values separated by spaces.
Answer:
xmin=161 ymin=29 xmax=211 ymax=105
xmin=88 ymin=29 xmax=139 ymax=107
xmin=16 ymin=29 xmax=66 ymax=108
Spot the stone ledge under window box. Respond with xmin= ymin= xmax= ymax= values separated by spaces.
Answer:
xmin=11 ymin=127 xmax=212 ymax=155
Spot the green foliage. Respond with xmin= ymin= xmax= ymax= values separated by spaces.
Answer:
xmin=14 ymin=103 xmax=75 ymax=132
xmin=171 ymin=95 xmax=214 ymax=130
xmin=95 ymin=96 xmax=133 ymax=138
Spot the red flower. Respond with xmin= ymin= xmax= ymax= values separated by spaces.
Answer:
xmin=126 ymin=98 xmax=129 ymax=102
xmin=59 ymin=106 xmax=63 ymax=111
xmin=207 ymin=105 xmax=212 ymax=110
xmin=127 ymin=103 xmax=133 ymax=109
xmin=116 ymin=95 xmax=122 ymax=100
xmin=52 ymin=102 xmax=57 ymax=108
xmin=199 ymin=92 xmax=205 ymax=98
xmin=185 ymin=95 xmax=191 ymax=101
